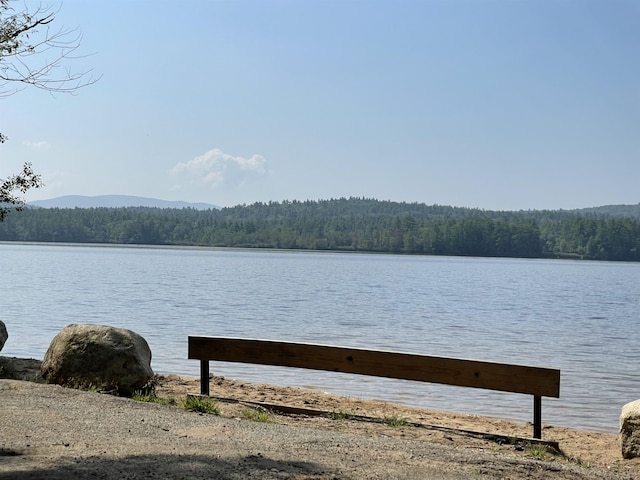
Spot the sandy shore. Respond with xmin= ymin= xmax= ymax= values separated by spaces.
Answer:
xmin=1 ymin=356 xmax=639 ymax=479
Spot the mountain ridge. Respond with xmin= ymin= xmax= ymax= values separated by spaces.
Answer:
xmin=29 ymin=195 xmax=219 ymax=210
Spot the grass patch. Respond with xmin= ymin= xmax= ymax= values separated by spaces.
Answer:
xmin=566 ymin=455 xmax=591 ymax=468
xmin=383 ymin=413 xmax=408 ymax=427
xmin=330 ymin=410 xmax=356 ymax=420
xmin=63 ymin=378 xmax=103 ymax=392
xmin=507 ymin=435 xmax=520 ymax=445
xmin=525 ymin=443 xmax=554 ymax=461
xmin=131 ymin=377 xmax=174 ymax=405
xmin=132 ymin=390 xmax=174 ymax=405
xmin=182 ymin=395 xmax=221 ymax=415
xmin=240 ymin=408 xmax=274 ymax=423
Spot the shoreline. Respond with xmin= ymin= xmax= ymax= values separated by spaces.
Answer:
xmin=153 ymin=369 xmax=615 ymax=435
xmin=0 ymin=354 xmax=614 ymax=434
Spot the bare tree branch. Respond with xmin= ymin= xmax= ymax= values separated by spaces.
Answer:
xmin=0 ymin=0 xmax=100 ymax=97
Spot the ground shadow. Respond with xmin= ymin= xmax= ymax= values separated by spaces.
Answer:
xmin=0 ymin=453 xmax=340 ymax=480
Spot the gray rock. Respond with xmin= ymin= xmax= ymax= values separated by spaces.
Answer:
xmin=41 ymin=324 xmax=154 ymax=396
xmin=620 ymin=399 xmax=640 ymax=459
xmin=0 ymin=320 xmax=7 ymax=352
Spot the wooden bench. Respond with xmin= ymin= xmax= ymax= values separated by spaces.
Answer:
xmin=188 ymin=336 xmax=560 ymax=439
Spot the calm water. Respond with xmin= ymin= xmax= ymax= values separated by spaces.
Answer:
xmin=1 ymin=242 xmax=639 ymax=433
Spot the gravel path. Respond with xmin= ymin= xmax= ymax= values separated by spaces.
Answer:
xmin=1 ymin=380 xmax=633 ymax=480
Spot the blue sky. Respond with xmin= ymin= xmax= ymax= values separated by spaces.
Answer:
xmin=1 ymin=0 xmax=638 ymax=210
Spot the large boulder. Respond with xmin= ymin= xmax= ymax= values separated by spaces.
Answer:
xmin=621 ymin=399 xmax=640 ymax=459
xmin=41 ymin=324 xmax=154 ymax=396
xmin=0 ymin=320 xmax=7 ymax=352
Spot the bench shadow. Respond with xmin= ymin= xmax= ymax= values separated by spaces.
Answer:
xmin=0 ymin=453 xmax=337 ymax=479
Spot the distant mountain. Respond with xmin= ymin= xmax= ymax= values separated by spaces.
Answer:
xmin=29 ymin=195 xmax=219 ymax=210
xmin=573 ymin=204 xmax=640 ymax=219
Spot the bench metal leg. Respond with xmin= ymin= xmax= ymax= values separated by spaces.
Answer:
xmin=533 ymin=395 xmax=542 ymax=439
xmin=200 ymin=360 xmax=210 ymax=396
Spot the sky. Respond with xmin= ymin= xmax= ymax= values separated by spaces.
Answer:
xmin=1 ymin=0 xmax=639 ymax=211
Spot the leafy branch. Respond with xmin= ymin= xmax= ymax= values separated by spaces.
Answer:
xmin=0 ymin=161 xmax=43 ymax=222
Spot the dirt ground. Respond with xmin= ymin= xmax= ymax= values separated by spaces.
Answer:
xmin=1 ymin=356 xmax=639 ymax=479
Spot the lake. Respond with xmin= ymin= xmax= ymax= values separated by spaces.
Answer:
xmin=1 ymin=242 xmax=638 ymax=433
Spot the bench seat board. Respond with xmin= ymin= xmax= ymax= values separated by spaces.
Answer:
xmin=188 ymin=336 xmax=560 ymax=398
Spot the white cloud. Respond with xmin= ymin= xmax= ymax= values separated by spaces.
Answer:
xmin=23 ymin=140 xmax=51 ymax=150
xmin=171 ymin=148 xmax=268 ymax=187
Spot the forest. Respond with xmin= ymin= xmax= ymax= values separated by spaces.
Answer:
xmin=1 ymin=197 xmax=639 ymax=262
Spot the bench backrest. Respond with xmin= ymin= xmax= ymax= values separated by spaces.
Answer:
xmin=188 ymin=336 xmax=560 ymax=398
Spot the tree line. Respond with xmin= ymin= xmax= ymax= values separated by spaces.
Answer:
xmin=1 ymin=197 xmax=639 ymax=261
